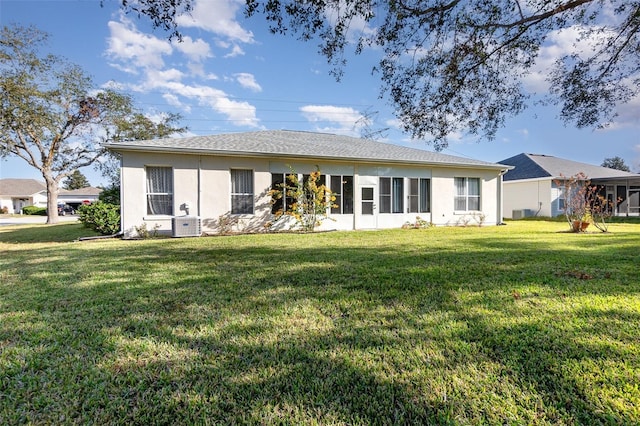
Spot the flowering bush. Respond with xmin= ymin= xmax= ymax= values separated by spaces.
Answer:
xmin=269 ymin=166 xmax=337 ymax=232
xmin=554 ymin=173 xmax=615 ymax=232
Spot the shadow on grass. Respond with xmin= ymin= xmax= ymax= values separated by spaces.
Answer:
xmin=1 ymin=227 xmax=639 ymax=423
xmin=0 ymin=222 xmax=100 ymax=243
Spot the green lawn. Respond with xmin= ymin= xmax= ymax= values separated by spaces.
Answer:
xmin=1 ymin=221 xmax=639 ymax=425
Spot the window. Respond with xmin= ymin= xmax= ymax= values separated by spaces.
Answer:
xmin=330 ymin=175 xmax=354 ymax=214
xmin=271 ymin=173 xmax=297 ymax=214
xmin=380 ymin=177 xmax=391 ymax=213
xmin=408 ymin=178 xmax=431 ymax=213
xmin=231 ymin=169 xmax=254 ymax=214
xmin=379 ymin=177 xmax=404 ymax=213
xmin=146 ymin=166 xmax=173 ymax=215
xmin=454 ymin=177 xmax=480 ymax=211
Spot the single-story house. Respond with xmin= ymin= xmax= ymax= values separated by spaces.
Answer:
xmin=0 ymin=179 xmax=47 ymax=214
xmin=57 ymin=187 xmax=102 ymax=209
xmin=0 ymin=178 xmax=102 ymax=214
xmin=498 ymin=153 xmax=640 ymax=219
xmin=107 ymin=130 xmax=512 ymax=238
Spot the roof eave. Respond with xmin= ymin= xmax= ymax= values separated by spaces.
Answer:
xmin=106 ymin=144 xmax=509 ymax=171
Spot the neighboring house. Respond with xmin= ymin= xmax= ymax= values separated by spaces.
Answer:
xmin=0 ymin=179 xmax=47 ymax=214
xmin=107 ymin=130 xmax=511 ymax=238
xmin=0 ymin=178 xmax=101 ymax=214
xmin=499 ymin=153 xmax=640 ymax=219
xmin=58 ymin=187 xmax=102 ymax=209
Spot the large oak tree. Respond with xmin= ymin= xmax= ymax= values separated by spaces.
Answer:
xmin=118 ymin=0 xmax=639 ymax=149
xmin=0 ymin=25 xmax=186 ymax=223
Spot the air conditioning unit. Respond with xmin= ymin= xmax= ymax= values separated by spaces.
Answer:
xmin=172 ymin=216 xmax=202 ymax=238
xmin=512 ymin=209 xmax=525 ymax=220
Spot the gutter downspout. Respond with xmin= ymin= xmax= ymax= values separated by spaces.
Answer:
xmin=198 ymin=156 xmax=202 ymax=218
xmin=119 ymin=155 xmax=125 ymax=234
xmin=497 ymin=169 xmax=509 ymax=225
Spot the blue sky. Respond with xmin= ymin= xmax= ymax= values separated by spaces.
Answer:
xmin=1 ymin=0 xmax=639 ymax=187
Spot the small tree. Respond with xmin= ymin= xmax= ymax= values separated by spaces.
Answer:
xmin=555 ymin=173 xmax=590 ymax=232
xmin=585 ymin=184 xmax=616 ymax=233
xmin=1 ymin=25 xmax=186 ymax=225
xmin=555 ymin=173 xmax=615 ymax=233
xmin=270 ymin=167 xmax=336 ymax=232
xmin=63 ymin=170 xmax=90 ymax=190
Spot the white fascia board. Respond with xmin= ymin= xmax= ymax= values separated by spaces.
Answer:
xmin=106 ymin=144 xmax=509 ymax=171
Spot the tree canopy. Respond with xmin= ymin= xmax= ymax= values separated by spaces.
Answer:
xmin=63 ymin=170 xmax=90 ymax=190
xmin=119 ymin=0 xmax=639 ymax=149
xmin=601 ymin=156 xmax=631 ymax=172
xmin=0 ymin=24 xmax=186 ymax=223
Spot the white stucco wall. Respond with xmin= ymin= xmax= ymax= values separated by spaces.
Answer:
xmin=503 ymin=179 xmax=553 ymax=219
xmin=119 ymin=151 xmax=504 ymax=237
xmin=430 ymin=167 xmax=502 ymax=226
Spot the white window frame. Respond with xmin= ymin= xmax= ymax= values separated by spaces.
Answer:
xmin=330 ymin=175 xmax=354 ymax=214
xmin=408 ymin=178 xmax=431 ymax=213
xmin=454 ymin=177 xmax=481 ymax=212
xmin=145 ymin=166 xmax=173 ymax=216
xmin=231 ymin=169 xmax=254 ymax=215
xmin=379 ymin=177 xmax=404 ymax=214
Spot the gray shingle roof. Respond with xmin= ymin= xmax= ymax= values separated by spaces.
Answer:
xmin=60 ymin=187 xmax=103 ymax=196
xmin=106 ymin=130 xmax=507 ymax=170
xmin=0 ymin=179 xmax=46 ymax=197
xmin=499 ymin=153 xmax=640 ymax=181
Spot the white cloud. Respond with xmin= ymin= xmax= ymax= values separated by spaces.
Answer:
xmin=599 ymin=92 xmax=640 ymax=131
xmin=104 ymin=14 xmax=260 ymax=129
xmin=163 ymin=93 xmax=188 ymax=111
xmin=324 ymin=1 xmax=377 ymax=45
xmin=385 ymin=118 xmax=402 ymax=129
xmin=523 ymin=25 xmax=618 ymax=93
xmin=147 ymin=68 xmax=185 ymax=87
xmin=172 ymin=36 xmax=212 ymax=62
xmin=106 ymin=17 xmax=172 ymax=71
xmin=175 ymin=0 xmax=254 ymax=44
xmin=156 ymin=82 xmax=259 ymax=127
xmin=300 ymin=105 xmax=366 ymax=136
xmin=234 ymin=73 xmax=262 ymax=92
xmin=224 ymin=44 xmax=246 ymax=58
xmin=520 ymin=24 xmax=640 ymax=129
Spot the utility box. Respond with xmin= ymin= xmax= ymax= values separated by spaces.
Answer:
xmin=512 ymin=209 xmax=535 ymax=219
xmin=512 ymin=209 xmax=525 ymax=219
xmin=172 ymin=216 xmax=202 ymax=237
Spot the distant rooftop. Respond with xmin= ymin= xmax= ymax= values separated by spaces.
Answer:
xmin=0 ymin=179 xmax=102 ymax=197
xmin=107 ymin=130 xmax=508 ymax=170
xmin=0 ymin=179 xmax=46 ymax=197
xmin=499 ymin=153 xmax=639 ymax=181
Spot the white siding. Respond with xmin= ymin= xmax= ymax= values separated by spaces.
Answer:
xmin=503 ymin=179 xmax=553 ymax=218
xmin=119 ymin=152 xmax=504 ymax=237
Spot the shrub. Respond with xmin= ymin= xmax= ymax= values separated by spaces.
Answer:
xmin=22 ymin=206 xmax=47 ymax=216
xmin=1 ymin=206 xmax=8 ymax=214
xmin=98 ymin=185 xmax=120 ymax=205
xmin=77 ymin=202 xmax=121 ymax=235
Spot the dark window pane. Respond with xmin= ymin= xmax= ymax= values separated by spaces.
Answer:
xmin=392 ymin=178 xmax=403 ymax=213
xmin=331 ymin=176 xmax=342 ymax=214
xmin=271 ymin=173 xmax=284 ymax=214
xmin=343 ymin=176 xmax=354 ymax=214
xmin=420 ymin=179 xmax=430 ymax=213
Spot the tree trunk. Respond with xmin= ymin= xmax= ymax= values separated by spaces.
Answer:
xmin=44 ymin=174 xmax=60 ymax=225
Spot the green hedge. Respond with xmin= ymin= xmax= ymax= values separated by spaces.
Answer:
xmin=77 ymin=202 xmax=121 ymax=235
xmin=22 ymin=206 xmax=47 ymax=216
